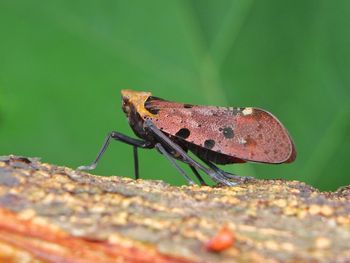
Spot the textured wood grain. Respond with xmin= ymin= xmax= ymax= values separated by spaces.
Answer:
xmin=0 ymin=155 xmax=349 ymax=262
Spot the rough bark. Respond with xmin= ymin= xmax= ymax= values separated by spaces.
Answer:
xmin=0 ymin=155 xmax=349 ymax=262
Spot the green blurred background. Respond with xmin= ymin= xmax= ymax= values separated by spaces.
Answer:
xmin=0 ymin=0 xmax=349 ymax=190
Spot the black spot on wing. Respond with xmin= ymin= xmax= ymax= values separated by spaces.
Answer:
xmin=175 ymin=128 xmax=191 ymax=139
xmin=223 ymin=127 xmax=234 ymax=139
xmin=148 ymin=96 xmax=167 ymax=101
xmin=204 ymin=139 xmax=215 ymax=149
xmin=144 ymin=96 xmax=163 ymax=114
xmin=184 ymin=104 xmax=193 ymax=108
xmin=148 ymin=108 xmax=160 ymax=114
xmin=144 ymin=103 xmax=160 ymax=114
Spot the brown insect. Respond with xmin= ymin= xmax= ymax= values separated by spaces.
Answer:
xmin=78 ymin=90 xmax=296 ymax=186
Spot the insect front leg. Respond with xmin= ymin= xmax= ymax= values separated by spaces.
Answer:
xmin=77 ymin=131 xmax=153 ymax=180
xmin=144 ymin=119 xmax=237 ymax=186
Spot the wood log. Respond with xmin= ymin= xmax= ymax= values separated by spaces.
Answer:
xmin=0 ymin=155 xmax=349 ymax=262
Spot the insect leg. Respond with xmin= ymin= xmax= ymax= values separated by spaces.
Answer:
xmin=78 ymin=131 xmax=153 ymax=180
xmin=219 ymin=170 xmax=254 ymax=182
xmin=155 ymin=143 xmax=195 ymax=185
xmin=144 ymin=119 xmax=236 ymax=186
xmin=133 ymin=146 xmax=139 ymax=180
xmin=189 ymin=165 xmax=207 ymax=186
xmin=199 ymin=157 xmax=254 ymax=184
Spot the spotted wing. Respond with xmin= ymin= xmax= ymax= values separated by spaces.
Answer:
xmin=145 ymin=97 xmax=296 ymax=164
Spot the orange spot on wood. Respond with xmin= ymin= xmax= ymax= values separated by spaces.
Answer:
xmin=205 ymin=225 xmax=235 ymax=252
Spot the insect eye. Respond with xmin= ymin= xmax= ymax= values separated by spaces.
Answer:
xmin=122 ymin=99 xmax=131 ymax=114
xmin=122 ymin=99 xmax=129 ymax=108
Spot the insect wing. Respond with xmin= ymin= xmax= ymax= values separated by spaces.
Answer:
xmin=145 ymin=98 xmax=296 ymax=164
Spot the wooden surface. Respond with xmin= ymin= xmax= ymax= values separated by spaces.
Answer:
xmin=0 ymin=155 xmax=350 ymax=262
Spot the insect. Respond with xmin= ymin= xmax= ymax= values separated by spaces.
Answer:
xmin=78 ymin=90 xmax=296 ymax=186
